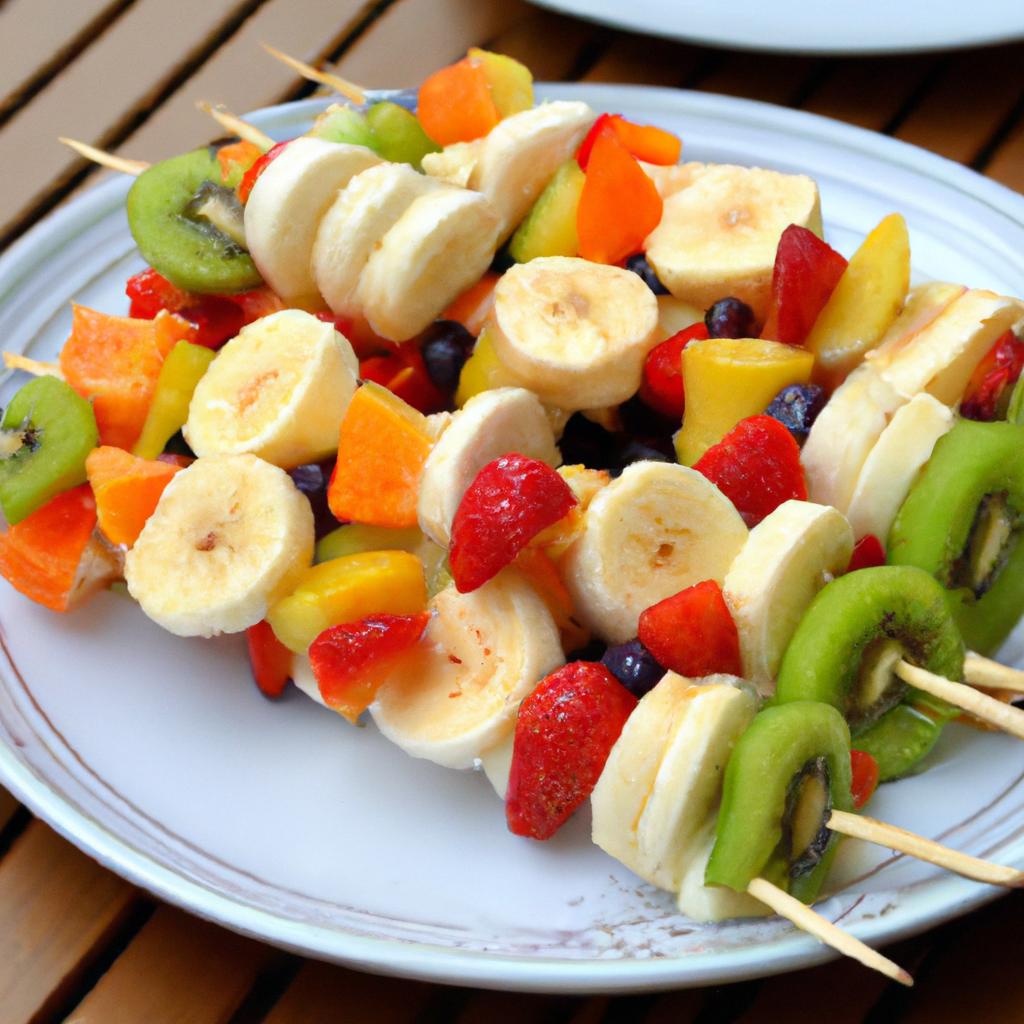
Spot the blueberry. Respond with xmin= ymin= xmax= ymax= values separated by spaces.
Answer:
xmin=490 ymin=246 xmax=516 ymax=274
xmin=289 ymin=461 xmax=340 ymax=539
xmin=420 ymin=319 xmax=474 ymax=393
xmin=705 ymin=297 xmax=757 ymax=339
xmin=601 ymin=639 xmax=665 ymax=698
xmin=765 ymin=383 xmax=827 ymax=444
xmin=558 ymin=412 xmax=617 ymax=470
xmin=626 ymin=253 xmax=670 ymax=295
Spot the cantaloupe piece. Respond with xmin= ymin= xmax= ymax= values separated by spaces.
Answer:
xmin=86 ymin=446 xmax=182 ymax=548
xmin=328 ymin=382 xmax=434 ymax=528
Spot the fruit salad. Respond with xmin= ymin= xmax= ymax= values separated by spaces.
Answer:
xmin=2 ymin=46 xmax=1024 ymax=932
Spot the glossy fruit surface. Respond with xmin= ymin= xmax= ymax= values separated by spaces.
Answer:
xmin=418 ymin=59 xmax=500 ymax=145
xmin=245 ymin=619 xmax=293 ymax=698
xmin=365 ymin=101 xmax=441 ymax=169
xmin=639 ymin=322 xmax=708 ymax=419
xmin=237 ymin=140 xmax=290 ymax=205
xmin=600 ymin=639 xmax=665 ymax=698
xmin=467 ymin=48 xmax=534 ymax=117
xmin=506 ymin=661 xmax=636 ymax=840
xmin=449 ymin=454 xmax=577 ymax=593
xmin=420 ymin=320 xmax=475 ymax=393
xmin=638 ymin=580 xmax=743 ymax=677
xmin=625 ymin=253 xmax=669 ymax=294
xmin=693 ymin=415 xmax=806 ymax=527
xmin=849 ymin=749 xmax=880 ymax=809
xmin=961 ymin=330 xmax=1024 ymax=421
xmin=576 ymin=114 xmax=681 ymax=169
xmin=764 ymin=382 xmax=826 ymax=444
xmin=86 ymin=446 xmax=181 ymax=547
xmin=761 ymin=224 xmax=847 ymax=348
xmin=847 ymin=534 xmax=886 ymax=573
xmin=359 ymin=344 xmax=448 ymax=415
xmin=705 ymin=297 xmax=757 ymax=339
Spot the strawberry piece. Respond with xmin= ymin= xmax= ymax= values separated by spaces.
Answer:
xmin=450 ymin=455 xmax=578 ymax=593
xmin=359 ymin=344 xmax=448 ymax=415
xmin=245 ymin=619 xmax=293 ymax=698
xmin=693 ymin=414 xmax=807 ymax=527
xmin=639 ymin=322 xmax=709 ymax=419
xmin=850 ymin=749 xmax=880 ymax=809
xmin=126 ymin=268 xmax=190 ymax=319
xmin=237 ymin=140 xmax=291 ymax=204
xmin=638 ymin=580 xmax=743 ymax=678
xmin=761 ymin=225 xmax=847 ymax=348
xmin=961 ymin=330 xmax=1024 ymax=421
xmin=309 ymin=612 xmax=431 ymax=723
xmin=847 ymin=534 xmax=886 ymax=573
xmin=506 ymin=662 xmax=636 ymax=840
xmin=576 ymin=114 xmax=681 ymax=170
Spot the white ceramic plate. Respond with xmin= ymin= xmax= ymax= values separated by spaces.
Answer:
xmin=529 ymin=0 xmax=1024 ymax=54
xmin=1 ymin=85 xmax=1024 ymax=994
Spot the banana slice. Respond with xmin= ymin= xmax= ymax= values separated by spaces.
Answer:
xmin=723 ymin=500 xmax=853 ymax=694
xmin=422 ymin=140 xmax=483 ymax=188
xmin=846 ymin=392 xmax=955 ymax=543
xmin=562 ymin=461 xmax=748 ymax=644
xmin=801 ymin=363 xmax=904 ymax=514
xmin=370 ymin=568 xmax=563 ymax=769
xmin=640 ymin=160 xmax=708 ymax=200
xmin=416 ymin=387 xmax=560 ymax=548
xmin=467 ymin=101 xmax=597 ymax=242
xmin=676 ymin=822 xmax=770 ymax=922
xmin=244 ymin=137 xmax=381 ymax=303
xmin=183 ymin=309 xmax=359 ymax=469
xmin=311 ymin=163 xmax=445 ymax=318
xmin=357 ymin=185 xmax=501 ymax=341
xmin=645 ymin=165 xmax=822 ymax=322
xmin=125 ymin=454 xmax=314 ymax=637
xmin=488 ymin=257 xmax=660 ymax=410
xmin=865 ymin=288 xmax=1024 ymax=405
xmin=290 ymin=653 xmax=325 ymax=707
xmin=591 ymin=673 xmax=756 ymax=891
xmin=479 ymin=730 xmax=515 ymax=798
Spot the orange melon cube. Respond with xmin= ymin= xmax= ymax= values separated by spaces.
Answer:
xmin=86 ymin=446 xmax=182 ymax=548
xmin=60 ymin=306 xmax=196 ymax=450
xmin=328 ymin=382 xmax=434 ymax=529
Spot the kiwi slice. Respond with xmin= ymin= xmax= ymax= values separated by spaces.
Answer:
xmin=705 ymin=701 xmax=853 ymax=904
xmin=888 ymin=419 xmax=1024 ymax=656
xmin=127 ymin=148 xmax=262 ymax=294
xmin=0 ymin=375 xmax=98 ymax=525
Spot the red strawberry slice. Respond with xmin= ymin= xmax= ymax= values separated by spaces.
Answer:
xmin=847 ymin=534 xmax=886 ymax=573
xmin=506 ymin=662 xmax=637 ymax=840
xmin=245 ymin=619 xmax=293 ymax=698
xmin=449 ymin=454 xmax=577 ymax=593
xmin=638 ymin=580 xmax=743 ymax=678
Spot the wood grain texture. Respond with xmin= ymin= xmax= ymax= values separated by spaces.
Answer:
xmin=801 ymin=54 xmax=941 ymax=132
xmin=984 ymin=114 xmax=1024 ymax=194
xmin=894 ymin=43 xmax=1024 ymax=164
xmin=582 ymin=34 xmax=708 ymax=87
xmin=0 ymin=0 xmax=259 ymax=237
xmin=262 ymin=960 xmax=430 ymax=1024
xmin=0 ymin=786 xmax=17 ymax=833
xmin=114 ymin=0 xmax=371 ymax=163
xmin=0 ymin=820 xmax=137 ymax=1024
xmin=489 ymin=8 xmax=598 ymax=83
xmin=333 ymin=0 xmax=531 ymax=89
xmin=694 ymin=52 xmax=824 ymax=107
xmin=64 ymin=904 xmax=272 ymax=1024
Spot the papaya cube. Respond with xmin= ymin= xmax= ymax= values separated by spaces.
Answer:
xmin=328 ymin=382 xmax=434 ymax=529
xmin=675 ymin=338 xmax=814 ymax=465
xmin=86 ymin=446 xmax=182 ymax=548
xmin=266 ymin=550 xmax=428 ymax=653
xmin=0 ymin=484 xmax=120 ymax=611
xmin=60 ymin=306 xmax=196 ymax=450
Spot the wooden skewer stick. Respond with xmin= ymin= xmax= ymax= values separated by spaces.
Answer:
xmin=829 ymin=809 xmax=1024 ymax=888
xmin=194 ymin=102 xmax=275 ymax=152
xmin=746 ymin=877 xmax=913 ymax=986
xmin=896 ymin=660 xmax=1024 ymax=740
xmin=261 ymin=42 xmax=366 ymax=105
xmin=963 ymin=653 xmax=1024 ymax=693
xmin=58 ymin=138 xmax=149 ymax=175
xmin=2 ymin=353 xmax=63 ymax=378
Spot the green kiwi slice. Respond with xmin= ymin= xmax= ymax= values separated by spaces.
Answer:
xmin=126 ymin=148 xmax=262 ymax=294
xmin=888 ymin=419 xmax=1024 ymax=656
xmin=705 ymin=701 xmax=853 ymax=904
xmin=0 ymin=375 xmax=98 ymax=525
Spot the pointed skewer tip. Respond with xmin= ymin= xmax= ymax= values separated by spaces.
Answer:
xmin=194 ymin=102 xmax=275 ymax=152
xmin=260 ymin=41 xmax=366 ymax=105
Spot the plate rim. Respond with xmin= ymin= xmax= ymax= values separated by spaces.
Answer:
xmin=0 ymin=84 xmax=1022 ymax=992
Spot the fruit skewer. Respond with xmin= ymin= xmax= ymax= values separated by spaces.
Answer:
xmin=260 ymin=43 xmax=367 ymax=105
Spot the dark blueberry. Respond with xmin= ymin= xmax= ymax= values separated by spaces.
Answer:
xmin=612 ymin=439 xmax=672 ymax=475
xmin=162 ymin=430 xmax=195 ymax=458
xmin=601 ymin=639 xmax=665 ymax=698
xmin=421 ymin=319 xmax=474 ymax=392
xmin=558 ymin=412 xmax=617 ymax=470
xmin=618 ymin=395 xmax=679 ymax=452
xmin=490 ymin=246 xmax=516 ymax=274
xmin=765 ymin=383 xmax=827 ymax=445
xmin=289 ymin=461 xmax=341 ymax=539
xmin=567 ymin=638 xmax=608 ymax=663
xmin=705 ymin=297 xmax=758 ymax=339
xmin=626 ymin=253 xmax=670 ymax=295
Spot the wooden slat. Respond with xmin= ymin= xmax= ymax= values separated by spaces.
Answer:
xmin=488 ymin=9 xmax=598 ymax=83
xmin=694 ymin=53 xmax=824 ymax=107
xmin=455 ymin=990 xmax=565 ymax=1024
xmin=333 ymin=0 xmax=531 ymax=90
xmin=801 ymin=54 xmax=941 ymax=132
xmin=113 ymin=0 xmax=372 ymax=164
xmin=0 ymin=0 xmax=257 ymax=238
xmin=582 ymin=34 xmax=709 ymax=87
xmin=0 ymin=820 xmax=137 ymax=1024
xmin=64 ymin=904 xmax=272 ymax=1024
xmin=0 ymin=786 xmax=17 ymax=833
xmin=643 ymin=987 xmax=705 ymax=1024
xmin=894 ymin=43 xmax=1024 ymax=164
xmin=262 ymin=960 xmax=430 ymax=1024
xmin=983 ymin=115 xmax=1024 ymax=195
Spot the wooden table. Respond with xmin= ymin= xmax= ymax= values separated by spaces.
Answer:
xmin=1 ymin=1 xmax=1023 ymax=1020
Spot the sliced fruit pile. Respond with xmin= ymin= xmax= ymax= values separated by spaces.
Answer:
xmin=2 ymin=46 xmax=1024 ymax=943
